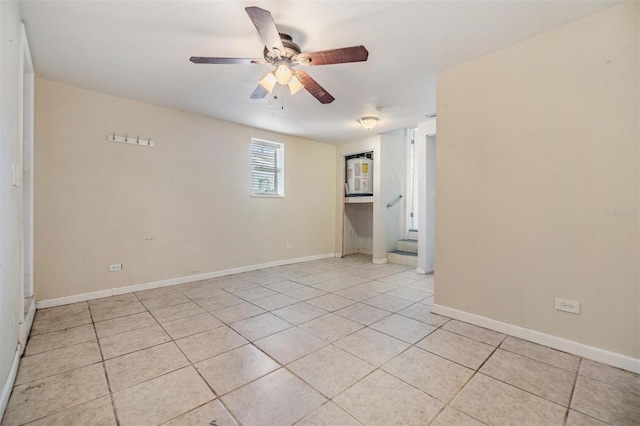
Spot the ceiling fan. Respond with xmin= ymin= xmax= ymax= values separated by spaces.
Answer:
xmin=190 ymin=6 xmax=369 ymax=104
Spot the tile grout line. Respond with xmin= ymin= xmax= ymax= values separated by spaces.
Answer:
xmin=8 ymin=303 xmax=115 ymax=426
xmin=496 ymin=343 xmax=582 ymax=374
xmin=428 ymin=335 xmax=506 ymax=423
xmin=188 ymin=360 xmax=244 ymax=426
xmin=88 ymin=301 xmax=122 ymax=426
xmin=295 ymin=312 xmax=454 ymax=425
xmin=113 ymin=291 xmax=238 ymax=425
xmin=16 ymin=259 xmax=461 ymax=425
xmin=564 ymin=358 xmax=582 ymax=425
xmin=423 ymin=334 xmax=504 ymax=426
xmin=478 ymin=335 xmax=584 ymax=411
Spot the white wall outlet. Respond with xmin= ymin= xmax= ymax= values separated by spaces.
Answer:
xmin=285 ymin=243 xmax=293 ymax=249
xmin=109 ymin=263 xmax=122 ymax=272
xmin=555 ymin=297 xmax=580 ymax=314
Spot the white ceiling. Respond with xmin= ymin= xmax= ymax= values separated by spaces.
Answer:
xmin=19 ymin=0 xmax=617 ymax=144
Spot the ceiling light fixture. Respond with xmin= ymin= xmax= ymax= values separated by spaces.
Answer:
xmin=258 ymin=58 xmax=300 ymax=96
xmin=288 ymin=75 xmax=304 ymax=95
xmin=274 ymin=61 xmax=294 ymax=85
xmin=358 ymin=116 xmax=379 ymax=130
xmin=259 ymin=70 xmax=305 ymax=96
xmin=258 ymin=72 xmax=277 ymax=93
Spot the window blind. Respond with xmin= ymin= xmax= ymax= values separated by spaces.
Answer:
xmin=251 ymin=140 xmax=283 ymax=196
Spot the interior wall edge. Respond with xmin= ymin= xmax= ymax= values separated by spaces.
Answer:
xmin=35 ymin=252 xmax=336 ymax=309
xmin=432 ymin=303 xmax=640 ymax=374
xmin=20 ymin=304 xmax=35 ymax=351
xmin=0 ymin=345 xmax=23 ymax=421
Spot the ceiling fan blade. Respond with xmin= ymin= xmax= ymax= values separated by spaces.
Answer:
xmin=245 ymin=7 xmax=285 ymax=57
xmin=250 ymin=84 xmax=269 ymax=99
xmin=295 ymin=70 xmax=335 ymax=104
xmin=297 ymin=46 xmax=369 ymax=66
xmin=190 ymin=57 xmax=265 ymax=65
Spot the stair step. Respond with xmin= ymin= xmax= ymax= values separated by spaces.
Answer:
xmin=389 ymin=250 xmax=417 ymax=256
xmin=387 ymin=250 xmax=418 ymax=267
xmin=397 ymin=239 xmax=418 ymax=254
xmin=407 ymin=230 xmax=418 ymax=240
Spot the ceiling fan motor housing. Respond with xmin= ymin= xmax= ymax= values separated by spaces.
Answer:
xmin=263 ymin=33 xmax=301 ymax=63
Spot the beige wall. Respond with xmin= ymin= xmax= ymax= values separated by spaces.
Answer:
xmin=35 ymin=79 xmax=336 ymax=301
xmin=435 ymin=2 xmax=639 ymax=358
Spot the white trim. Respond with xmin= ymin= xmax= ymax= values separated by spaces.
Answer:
xmin=20 ymin=301 xmax=35 ymax=345
xmin=342 ymin=249 xmax=373 ymax=257
xmin=1 ymin=345 xmax=23 ymax=418
xmin=20 ymin=24 xmax=33 ymax=73
xmin=415 ymin=267 xmax=427 ymax=274
xmin=432 ymin=304 xmax=640 ymax=374
xmin=372 ymin=257 xmax=388 ymax=265
xmin=36 ymin=253 xmax=335 ymax=309
xmin=333 ymin=253 xmax=343 ymax=258
xmin=37 ymin=289 xmax=114 ymax=309
xmin=19 ymin=22 xmax=35 ymax=332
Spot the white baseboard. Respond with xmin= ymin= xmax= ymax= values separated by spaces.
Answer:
xmin=342 ymin=249 xmax=373 ymax=257
xmin=20 ymin=302 xmax=36 ymax=346
xmin=432 ymin=304 xmax=640 ymax=374
xmin=416 ymin=267 xmax=427 ymax=274
xmin=372 ymin=257 xmax=388 ymax=264
xmin=36 ymin=253 xmax=335 ymax=309
xmin=0 ymin=344 xmax=22 ymax=420
xmin=2 ymin=301 xmax=38 ymax=419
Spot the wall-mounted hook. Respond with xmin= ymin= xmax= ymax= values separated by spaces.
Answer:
xmin=107 ymin=132 xmax=153 ymax=148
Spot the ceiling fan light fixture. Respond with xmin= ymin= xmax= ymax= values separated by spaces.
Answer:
xmin=358 ymin=116 xmax=379 ymax=130
xmin=288 ymin=75 xmax=304 ymax=95
xmin=258 ymin=72 xmax=277 ymax=93
xmin=274 ymin=61 xmax=294 ymax=85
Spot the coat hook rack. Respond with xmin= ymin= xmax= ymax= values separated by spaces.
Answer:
xmin=107 ymin=132 xmax=154 ymax=147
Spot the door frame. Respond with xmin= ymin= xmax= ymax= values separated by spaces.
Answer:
xmin=19 ymin=22 xmax=35 ymax=345
xmin=417 ymin=119 xmax=436 ymax=274
xmin=405 ymin=128 xmax=419 ymax=234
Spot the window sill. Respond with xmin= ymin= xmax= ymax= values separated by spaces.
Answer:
xmin=251 ymin=194 xmax=285 ymax=199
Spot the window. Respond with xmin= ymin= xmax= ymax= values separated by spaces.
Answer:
xmin=251 ymin=138 xmax=284 ymax=197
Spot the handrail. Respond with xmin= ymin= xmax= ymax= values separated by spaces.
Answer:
xmin=387 ymin=194 xmax=403 ymax=209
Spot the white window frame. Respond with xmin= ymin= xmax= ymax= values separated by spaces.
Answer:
xmin=250 ymin=138 xmax=285 ymax=198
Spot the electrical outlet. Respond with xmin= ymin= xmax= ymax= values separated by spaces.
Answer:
xmin=109 ymin=264 xmax=122 ymax=272
xmin=555 ymin=298 xmax=580 ymax=314
xmin=285 ymin=243 xmax=293 ymax=249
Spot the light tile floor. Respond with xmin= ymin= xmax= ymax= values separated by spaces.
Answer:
xmin=2 ymin=255 xmax=639 ymax=425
